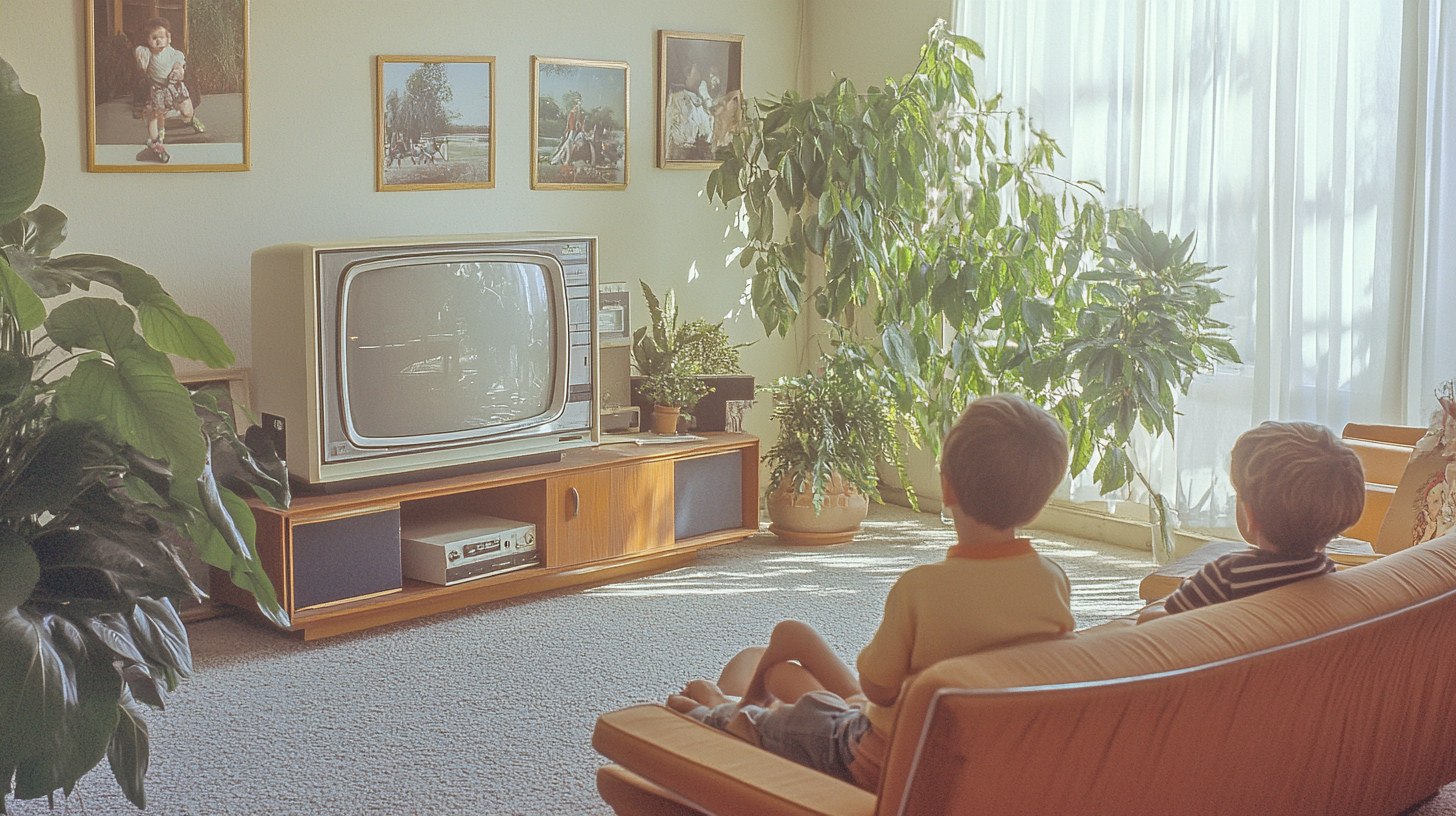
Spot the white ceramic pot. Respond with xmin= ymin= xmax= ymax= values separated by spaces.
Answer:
xmin=766 ymin=471 xmax=869 ymax=545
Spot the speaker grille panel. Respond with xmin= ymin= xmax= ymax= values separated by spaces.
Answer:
xmin=291 ymin=508 xmax=402 ymax=609
xmin=674 ymin=454 xmax=744 ymax=539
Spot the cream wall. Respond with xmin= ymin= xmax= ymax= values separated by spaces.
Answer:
xmin=804 ymin=0 xmax=952 ymax=93
xmin=0 ymin=0 xmax=806 ymax=445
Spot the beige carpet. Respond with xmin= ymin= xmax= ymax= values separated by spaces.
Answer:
xmin=4 ymin=503 xmax=1452 ymax=815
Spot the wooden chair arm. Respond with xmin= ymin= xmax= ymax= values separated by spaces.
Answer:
xmin=592 ymin=705 xmax=876 ymax=816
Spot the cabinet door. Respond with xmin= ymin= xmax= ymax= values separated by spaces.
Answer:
xmin=612 ymin=460 xmax=674 ymax=555
xmin=545 ymin=471 xmax=612 ymax=567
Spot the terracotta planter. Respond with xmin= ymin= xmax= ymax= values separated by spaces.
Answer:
xmin=766 ymin=471 xmax=869 ymax=545
xmin=651 ymin=405 xmax=682 ymax=435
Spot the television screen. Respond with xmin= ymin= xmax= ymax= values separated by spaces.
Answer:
xmin=339 ymin=257 xmax=559 ymax=444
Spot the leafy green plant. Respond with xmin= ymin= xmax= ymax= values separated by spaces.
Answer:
xmin=631 ymin=282 xmax=712 ymax=412
xmin=0 ymin=57 xmax=288 ymax=811
xmin=676 ymin=318 xmax=746 ymax=375
xmin=707 ymin=22 xmax=1237 ymax=537
xmin=763 ymin=345 xmax=912 ymax=513
xmin=635 ymin=371 xmax=709 ymax=415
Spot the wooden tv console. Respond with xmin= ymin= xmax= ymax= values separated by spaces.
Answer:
xmin=212 ymin=433 xmax=760 ymax=640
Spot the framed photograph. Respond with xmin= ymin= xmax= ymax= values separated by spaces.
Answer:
xmin=531 ymin=56 xmax=629 ymax=190
xmin=84 ymin=0 xmax=249 ymax=172
xmin=656 ymin=31 xmax=743 ymax=169
xmin=376 ymin=56 xmax=496 ymax=192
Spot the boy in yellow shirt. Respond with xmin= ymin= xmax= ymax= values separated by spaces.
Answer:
xmin=667 ymin=394 xmax=1075 ymax=790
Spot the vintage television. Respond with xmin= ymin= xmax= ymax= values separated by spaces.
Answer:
xmin=251 ymin=233 xmax=598 ymax=491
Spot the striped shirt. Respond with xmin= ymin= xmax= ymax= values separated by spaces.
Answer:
xmin=1164 ymin=547 xmax=1336 ymax=614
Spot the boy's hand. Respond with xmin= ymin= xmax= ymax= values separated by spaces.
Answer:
xmin=1136 ymin=601 xmax=1170 ymax=624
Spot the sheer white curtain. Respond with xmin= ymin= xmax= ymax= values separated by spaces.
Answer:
xmin=955 ymin=0 xmax=1446 ymax=534
xmin=1415 ymin=1 xmax=1456 ymax=415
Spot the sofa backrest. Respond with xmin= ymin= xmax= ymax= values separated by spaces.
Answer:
xmin=876 ymin=532 xmax=1456 ymax=816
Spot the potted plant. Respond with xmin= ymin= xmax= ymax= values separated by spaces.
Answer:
xmin=707 ymin=23 xmax=1237 ymax=554
xmin=0 ymin=58 xmax=289 ymax=810
xmin=762 ymin=346 xmax=912 ymax=544
xmin=669 ymin=315 xmax=755 ymax=433
xmin=630 ymin=282 xmax=712 ymax=434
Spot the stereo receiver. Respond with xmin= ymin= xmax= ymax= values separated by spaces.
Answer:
xmin=401 ymin=514 xmax=539 ymax=586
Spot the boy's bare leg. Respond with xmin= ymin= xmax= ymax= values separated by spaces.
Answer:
xmin=718 ymin=646 xmax=827 ymax=705
xmin=741 ymin=620 xmax=861 ymax=707
xmin=762 ymin=661 xmax=830 ymax=704
xmin=666 ymin=678 xmax=730 ymax=714
xmin=716 ymin=646 xmax=765 ymax=697
xmin=666 ymin=694 xmax=701 ymax=714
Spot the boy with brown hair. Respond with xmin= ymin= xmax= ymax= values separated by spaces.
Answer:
xmin=1140 ymin=420 xmax=1365 ymax=621
xmin=666 ymin=394 xmax=1076 ymax=790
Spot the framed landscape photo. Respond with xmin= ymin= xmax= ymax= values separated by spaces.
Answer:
xmin=656 ymin=30 xmax=743 ymax=169
xmin=531 ymin=56 xmax=629 ymax=190
xmin=376 ymin=55 xmax=496 ymax=192
xmin=85 ymin=0 xmax=250 ymax=172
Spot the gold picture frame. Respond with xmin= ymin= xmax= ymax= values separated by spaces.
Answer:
xmin=84 ymin=0 xmax=250 ymax=173
xmin=376 ymin=55 xmax=496 ymax=192
xmin=531 ymin=56 xmax=629 ymax=191
xmin=656 ymin=30 xmax=743 ymax=170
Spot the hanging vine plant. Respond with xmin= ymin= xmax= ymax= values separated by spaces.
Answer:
xmin=707 ymin=21 xmax=1239 ymax=522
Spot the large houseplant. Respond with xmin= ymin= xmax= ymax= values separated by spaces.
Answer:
xmin=762 ymin=344 xmax=912 ymax=543
xmin=707 ymin=22 xmax=1238 ymax=551
xmin=0 ymin=57 xmax=289 ymax=811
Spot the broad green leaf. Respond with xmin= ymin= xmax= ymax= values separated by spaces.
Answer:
xmin=0 ymin=530 xmax=38 ymax=613
xmin=4 ymin=607 xmax=123 ymax=802
xmin=0 ymin=349 xmax=33 ymax=401
xmin=21 ymin=253 xmax=129 ymax=298
xmin=128 ymin=598 xmax=192 ymax=689
xmin=199 ymin=482 xmax=288 ymax=628
xmin=0 ymin=252 xmax=44 ymax=331
xmin=0 ymin=608 xmax=56 ymax=793
xmin=29 ymin=522 xmax=199 ymax=612
xmin=0 ymin=205 xmax=67 ymax=259
xmin=0 ymin=58 xmax=45 ymax=227
xmin=881 ymin=323 xmax=918 ymax=375
xmin=45 ymin=297 xmax=145 ymax=355
xmin=0 ymin=419 xmax=107 ymax=518
xmin=106 ymin=693 xmax=149 ymax=809
xmin=137 ymin=302 xmax=235 ymax=368
xmin=54 ymin=350 xmax=205 ymax=488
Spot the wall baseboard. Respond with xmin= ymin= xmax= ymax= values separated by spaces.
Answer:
xmin=879 ymin=490 xmax=1217 ymax=559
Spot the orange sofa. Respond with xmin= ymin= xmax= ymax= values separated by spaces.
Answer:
xmin=593 ymin=531 xmax=1456 ymax=816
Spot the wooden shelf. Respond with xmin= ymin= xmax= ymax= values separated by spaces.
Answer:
xmin=213 ymin=433 xmax=760 ymax=640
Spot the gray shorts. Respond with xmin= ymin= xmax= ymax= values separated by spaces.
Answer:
xmin=690 ymin=691 xmax=872 ymax=784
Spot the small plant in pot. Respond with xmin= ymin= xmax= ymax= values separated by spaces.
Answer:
xmin=636 ymin=370 xmax=709 ymax=434
xmin=762 ymin=345 xmax=913 ymax=545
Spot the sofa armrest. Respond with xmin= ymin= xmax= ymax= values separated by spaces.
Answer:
xmin=593 ymin=704 xmax=877 ymax=816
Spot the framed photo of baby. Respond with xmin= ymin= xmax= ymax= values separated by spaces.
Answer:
xmin=656 ymin=31 xmax=743 ymax=170
xmin=531 ymin=56 xmax=630 ymax=190
xmin=84 ymin=0 xmax=249 ymax=172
